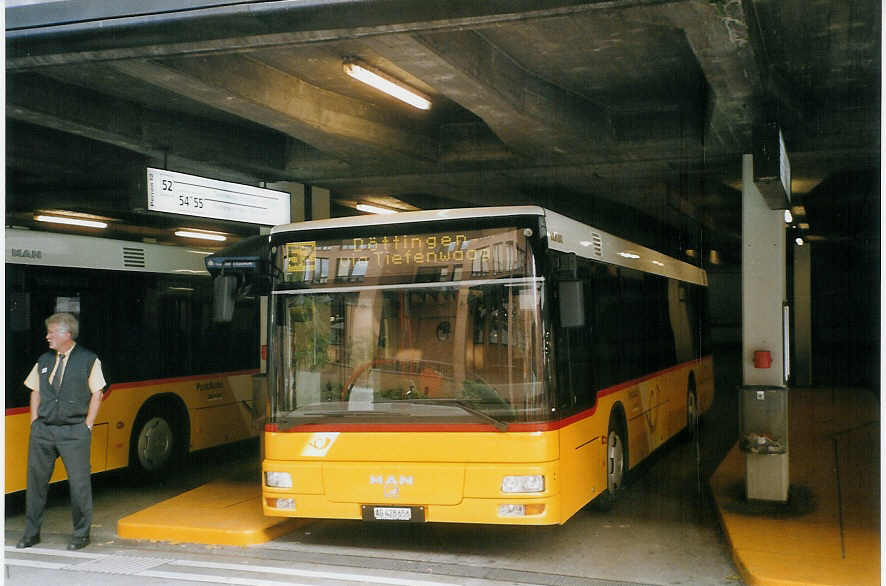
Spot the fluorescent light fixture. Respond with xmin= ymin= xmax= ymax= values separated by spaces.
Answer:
xmin=174 ymin=230 xmax=226 ymax=242
xmin=35 ymin=215 xmax=108 ymax=229
xmin=356 ymin=203 xmax=398 ymax=215
xmin=344 ymin=60 xmax=431 ymax=110
xmin=784 ymin=210 xmax=793 ymax=223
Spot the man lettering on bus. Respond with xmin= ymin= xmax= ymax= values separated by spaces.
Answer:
xmin=17 ymin=312 xmax=106 ymax=551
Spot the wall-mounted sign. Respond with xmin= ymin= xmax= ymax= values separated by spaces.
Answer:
xmin=147 ymin=168 xmax=290 ymax=226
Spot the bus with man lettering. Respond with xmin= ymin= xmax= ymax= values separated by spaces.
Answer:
xmin=208 ymin=206 xmax=713 ymax=524
xmin=5 ymin=228 xmax=261 ymax=493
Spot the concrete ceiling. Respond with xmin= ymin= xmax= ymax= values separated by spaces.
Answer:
xmin=5 ymin=0 xmax=881 ymax=263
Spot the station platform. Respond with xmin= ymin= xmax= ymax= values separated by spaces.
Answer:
xmin=117 ymin=477 xmax=304 ymax=546
xmin=710 ymin=387 xmax=881 ymax=585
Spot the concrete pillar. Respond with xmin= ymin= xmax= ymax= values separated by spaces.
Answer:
xmin=267 ymin=182 xmax=331 ymax=222
xmin=741 ymin=153 xmax=789 ymax=502
xmin=742 ymin=154 xmax=788 ymax=386
xmin=793 ymin=243 xmax=812 ymax=386
xmin=311 ymin=186 xmax=331 ymax=220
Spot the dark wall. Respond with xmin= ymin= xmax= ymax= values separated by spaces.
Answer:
xmin=806 ymin=170 xmax=880 ymax=390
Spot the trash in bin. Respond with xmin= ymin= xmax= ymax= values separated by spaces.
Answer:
xmin=740 ymin=432 xmax=786 ymax=454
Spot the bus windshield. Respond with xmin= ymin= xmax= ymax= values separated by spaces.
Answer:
xmin=269 ymin=224 xmax=549 ymax=427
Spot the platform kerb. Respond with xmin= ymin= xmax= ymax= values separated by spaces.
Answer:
xmin=117 ymin=479 xmax=303 ymax=546
xmin=710 ymin=388 xmax=880 ymax=586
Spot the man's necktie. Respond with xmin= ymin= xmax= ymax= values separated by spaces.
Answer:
xmin=51 ymin=353 xmax=65 ymax=390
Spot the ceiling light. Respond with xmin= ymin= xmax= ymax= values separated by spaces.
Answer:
xmin=791 ymin=205 xmax=806 ymax=217
xmin=343 ymin=59 xmax=431 ymax=110
xmin=174 ymin=230 xmax=226 ymax=242
xmin=798 ymin=222 xmax=810 ymax=230
xmin=356 ymin=203 xmax=398 ymax=215
xmin=784 ymin=210 xmax=793 ymax=223
xmin=795 ymin=237 xmax=805 ymax=246
xmin=35 ymin=215 xmax=108 ymax=229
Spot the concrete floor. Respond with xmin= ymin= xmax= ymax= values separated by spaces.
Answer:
xmin=5 ymin=344 xmax=743 ymax=585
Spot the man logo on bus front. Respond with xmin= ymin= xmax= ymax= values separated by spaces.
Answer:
xmin=370 ymin=474 xmax=414 ymax=498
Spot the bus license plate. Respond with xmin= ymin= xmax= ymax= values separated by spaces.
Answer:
xmin=362 ymin=505 xmax=425 ymax=522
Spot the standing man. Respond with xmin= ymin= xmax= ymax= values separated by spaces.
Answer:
xmin=17 ymin=312 xmax=106 ymax=551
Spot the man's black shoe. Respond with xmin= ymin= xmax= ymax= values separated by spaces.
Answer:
xmin=67 ymin=536 xmax=89 ymax=551
xmin=16 ymin=535 xmax=40 ymax=549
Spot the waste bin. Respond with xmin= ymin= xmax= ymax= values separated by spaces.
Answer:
xmin=739 ymin=386 xmax=789 ymax=502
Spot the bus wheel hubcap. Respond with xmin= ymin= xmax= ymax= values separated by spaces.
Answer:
xmin=607 ymin=430 xmax=624 ymax=492
xmin=138 ymin=417 xmax=173 ymax=471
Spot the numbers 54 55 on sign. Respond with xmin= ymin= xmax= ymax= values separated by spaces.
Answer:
xmin=178 ymin=195 xmax=205 ymax=209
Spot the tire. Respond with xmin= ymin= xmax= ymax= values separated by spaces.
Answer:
xmin=130 ymin=403 xmax=186 ymax=477
xmin=683 ymin=386 xmax=699 ymax=442
xmin=592 ymin=414 xmax=628 ymax=511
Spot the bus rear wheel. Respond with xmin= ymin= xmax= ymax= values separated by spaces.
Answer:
xmin=130 ymin=404 xmax=185 ymax=477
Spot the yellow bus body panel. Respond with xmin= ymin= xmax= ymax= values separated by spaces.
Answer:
xmin=261 ymin=356 xmax=713 ymax=525
xmin=264 ymin=431 xmax=561 ymax=524
xmin=5 ymin=370 xmax=258 ymax=494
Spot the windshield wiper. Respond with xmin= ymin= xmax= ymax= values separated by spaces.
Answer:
xmin=402 ymin=399 xmax=509 ymax=432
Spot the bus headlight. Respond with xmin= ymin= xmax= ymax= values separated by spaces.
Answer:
xmin=501 ymin=474 xmax=544 ymax=493
xmin=265 ymin=471 xmax=293 ymax=488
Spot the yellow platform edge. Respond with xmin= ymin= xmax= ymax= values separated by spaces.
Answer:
xmin=117 ymin=479 xmax=304 ymax=546
xmin=709 ymin=388 xmax=881 ymax=586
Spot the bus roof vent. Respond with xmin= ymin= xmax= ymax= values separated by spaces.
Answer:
xmin=591 ymin=233 xmax=603 ymax=257
xmin=122 ymin=246 xmax=146 ymax=268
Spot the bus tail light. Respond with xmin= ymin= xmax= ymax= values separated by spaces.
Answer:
xmin=501 ymin=474 xmax=545 ymax=493
xmin=267 ymin=497 xmax=295 ymax=510
xmin=265 ymin=471 xmax=293 ymax=488
xmin=497 ymin=503 xmax=546 ymax=517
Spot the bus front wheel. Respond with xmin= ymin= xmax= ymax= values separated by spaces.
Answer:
xmin=683 ymin=386 xmax=699 ymax=442
xmin=592 ymin=415 xmax=628 ymax=511
xmin=130 ymin=403 xmax=185 ymax=476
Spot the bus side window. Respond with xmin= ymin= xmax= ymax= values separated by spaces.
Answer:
xmin=553 ymin=257 xmax=596 ymax=411
xmin=591 ymin=263 xmax=620 ymax=390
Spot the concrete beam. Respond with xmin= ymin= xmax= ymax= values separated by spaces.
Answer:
xmin=7 ymin=72 xmax=290 ymax=184
xmin=111 ymin=56 xmax=439 ymax=167
xmin=6 ymin=1 xmax=668 ymax=69
xmin=622 ymin=1 xmax=762 ymax=153
xmin=372 ymin=31 xmax=610 ymax=159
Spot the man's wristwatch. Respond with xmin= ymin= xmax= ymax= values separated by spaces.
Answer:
xmin=86 ymin=423 xmax=93 ymax=431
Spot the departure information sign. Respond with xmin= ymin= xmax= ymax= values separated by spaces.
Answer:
xmin=147 ymin=167 xmax=290 ymax=225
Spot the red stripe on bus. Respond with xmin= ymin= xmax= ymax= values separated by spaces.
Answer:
xmin=5 ymin=369 xmax=261 ymax=415
xmin=265 ymin=357 xmax=710 ymax=434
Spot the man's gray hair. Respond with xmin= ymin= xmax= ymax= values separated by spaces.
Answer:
xmin=46 ymin=313 xmax=79 ymax=340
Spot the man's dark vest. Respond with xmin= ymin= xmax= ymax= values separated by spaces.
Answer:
xmin=37 ymin=345 xmax=98 ymax=425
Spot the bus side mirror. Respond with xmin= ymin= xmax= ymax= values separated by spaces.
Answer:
xmin=559 ymin=280 xmax=585 ymax=328
xmin=213 ymin=274 xmax=237 ymax=323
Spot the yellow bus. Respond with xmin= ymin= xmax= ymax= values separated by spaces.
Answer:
xmin=209 ymin=206 xmax=713 ymax=524
xmin=5 ymin=228 xmax=261 ymax=493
